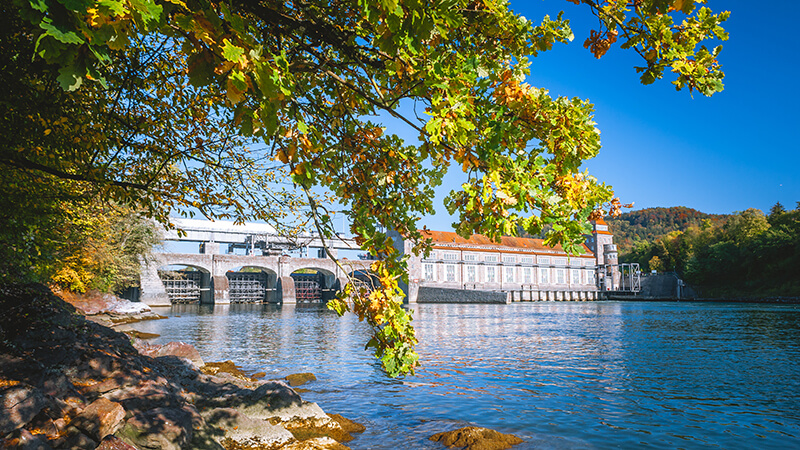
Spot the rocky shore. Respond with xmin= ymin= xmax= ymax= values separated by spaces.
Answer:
xmin=0 ymin=284 xmax=364 ymax=449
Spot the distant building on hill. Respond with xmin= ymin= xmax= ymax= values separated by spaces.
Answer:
xmin=390 ymin=220 xmax=626 ymax=303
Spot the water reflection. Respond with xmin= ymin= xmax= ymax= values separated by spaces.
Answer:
xmin=130 ymin=301 xmax=800 ymax=449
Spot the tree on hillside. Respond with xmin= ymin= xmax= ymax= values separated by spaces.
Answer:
xmin=723 ymin=208 xmax=769 ymax=243
xmin=4 ymin=0 xmax=730 ymax=375
xmin=608 ymin=206 xmax=728 ymax=256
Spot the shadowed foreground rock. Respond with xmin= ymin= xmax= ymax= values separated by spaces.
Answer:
xmin=0 ymin=284 xmax=364 ymax=449
xmin=430 ymin=426 xmax=524 ymax=450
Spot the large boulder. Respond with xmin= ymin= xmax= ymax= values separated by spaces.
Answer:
xmin=116 ymin=405 xmax=203 ymax=450
xmin=134 ymin=341 xmax=205 ymax=368
xmin=235 ymin=381 xmax=327 ymax=422
xmin=58 ymin=289 xmax=153 ymax=316
xmin=102 ymin=377 xmax=177 ymax=416
xmin=201 ymin=407 xmax=294 ymax=448
xmin=71 ymin=398 xmax=126 ymax=441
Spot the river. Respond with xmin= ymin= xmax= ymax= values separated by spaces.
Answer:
xmin=129 ymin=301 xmax=800 ymax=449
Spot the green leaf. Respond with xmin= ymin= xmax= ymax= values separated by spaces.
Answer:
xmin=187 ymin=51 xmax=215 ymax=87
xmin=221 ymin=39 xmax=245 ymax=62
xmin=57 ymin=65 xmax=83 ymax=91
xmin=28 ymin=0 xmax=49 ymax=13
xmin=98 ymin=0 xmax=129 ymax=16
xmin=129 ymin=0 xmax=163 ymax=29
xmin=39 ymin=20 xmax=84 ymax=45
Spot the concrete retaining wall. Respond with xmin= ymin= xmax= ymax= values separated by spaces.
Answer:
xmin=417 ymin=287 xmax=510 ymax=304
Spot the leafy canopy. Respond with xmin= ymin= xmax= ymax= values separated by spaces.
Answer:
xmin=9 ymin=0 xmax=729 ymax=376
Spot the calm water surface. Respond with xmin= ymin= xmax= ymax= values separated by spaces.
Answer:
xmin=130 ymin=302 xmax=800 ymax=449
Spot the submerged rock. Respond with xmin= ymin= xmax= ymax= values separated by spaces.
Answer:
xmin=285 ymin=373 xmax=316 ymax=387
xmin=202 ymin=360 xmax=255 ymax=381
xmin=272 ymin=415 xmax=360 ymax=444
xmin=429 ymin=426 xmax=524 ymax=450
xmin=327 ymin=414 xmax=366 ymax=435
xmin=122 ymin=330 xmax=160 ymax=340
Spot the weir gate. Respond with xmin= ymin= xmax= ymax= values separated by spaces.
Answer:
xmin=139 ymin=218 xmax=374 ymax=307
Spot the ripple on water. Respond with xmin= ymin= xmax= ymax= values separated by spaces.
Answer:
xmin=130 ymin=301 xmax=800 ymax=449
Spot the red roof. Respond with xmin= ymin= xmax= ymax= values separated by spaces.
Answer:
xmin=592 ymin=218 xmax=613 ymax=235
xmin=419 ymin=230 xmax=594 ymax=257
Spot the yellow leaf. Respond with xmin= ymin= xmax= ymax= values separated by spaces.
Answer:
xmin=163 ymin=0 xmax=187 ymax=7
xmin=226 ymin=78 xmax=244 ymax=104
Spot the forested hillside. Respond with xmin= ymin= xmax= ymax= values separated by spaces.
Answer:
xmin=606 ymin=207 xmax=728 ymax=255
xmin=614 ymin=204 xmax=800 ymax=297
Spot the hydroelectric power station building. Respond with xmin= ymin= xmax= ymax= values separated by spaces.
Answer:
xmin=140 ymin=218 xmax=635 ymax=305
xmin=391 ymin=218 xmax=632 ymax=304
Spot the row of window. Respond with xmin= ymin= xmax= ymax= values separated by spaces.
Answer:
xmin=430 ymin=252 xmax=595 ymax=267
xmin=424 ymin=264 xmax=596 ymax=285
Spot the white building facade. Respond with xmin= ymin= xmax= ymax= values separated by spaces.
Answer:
xmin=392 ymin=224 xmax=615 ymax=302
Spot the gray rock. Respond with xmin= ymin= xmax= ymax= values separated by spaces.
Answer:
xmin=134 ymin=341 xmax=204 ymax=368
xmin=0 ymin=384 xmax=46 ymax=436
xmin=115 ymin=405 xmax=203 ymax=450
xmin=201 ymin=407 xmax=294 ymax=448
xmin=249 ymin=381 xmax=303 ymax=409
xmin=153 ymin=355 xmax=199 ymax=383
xmin=262 ymin=401 xmax=328 ymax=422
xmin=102 ymin=378 xmax=175 ymax=413
xmin=40 ymin=374 xmax=84 ymax=403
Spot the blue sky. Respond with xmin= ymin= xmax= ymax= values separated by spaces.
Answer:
xmin=417 ymin=0 xmax=800 ymax=231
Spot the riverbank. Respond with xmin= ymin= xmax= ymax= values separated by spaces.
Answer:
xmin=0 ymin=284 xmax=364 ymax=449
xmin=603 ymin=293 xmax=800 ymax=303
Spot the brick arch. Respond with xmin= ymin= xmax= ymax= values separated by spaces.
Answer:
xmin=140 ymin=253 xmax=213 ymax=306
xmin=225 ymin=265 xmax=279 ymax=304
xmin=212 ymin=255 xmax=280 ymax=277
xmin=226 ymin=265 xmax=278 ymax=276
xmin=155 ymin=258 xmax=214 ymax=305
xmin=154 ymin=253 xmax=213 ymax=275
xmin=289 ymin=267 xmax=337 ymax=303
xmin=158 ymin=262 xmax=211 ymax=274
